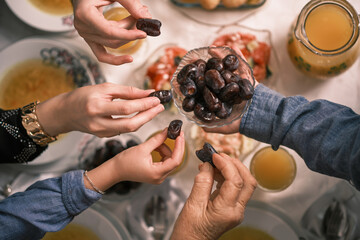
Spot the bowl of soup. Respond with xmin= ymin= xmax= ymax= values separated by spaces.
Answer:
xmin=0 ymin=37 xmax=105 ymax=168
xmin=218 ymin=200 xmax=306 ymax=240
xmin=42 ymin=203 xmax=131 ymax=240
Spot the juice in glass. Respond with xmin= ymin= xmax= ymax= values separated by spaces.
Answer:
xmin=287 ymin=0 xmax=360 ymax=79
xmin=250 ymin=147 xmax=296 ymax=192
xmin=103 ymin=7 xmax=144 ymax=55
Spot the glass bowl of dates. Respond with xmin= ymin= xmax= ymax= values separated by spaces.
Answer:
xmin=170 ymin=46 xmax=255 ymax=128
xmin=78 ymin=134 xmax=146 ymax=202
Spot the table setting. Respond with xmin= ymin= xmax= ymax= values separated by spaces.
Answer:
xmin=0 ymin=0 xmax=360 ymax=239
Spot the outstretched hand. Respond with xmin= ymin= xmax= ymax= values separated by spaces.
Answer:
xmin=72 ymin=0 xmax=151 ymax=65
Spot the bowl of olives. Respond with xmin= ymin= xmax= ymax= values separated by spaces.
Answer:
xmin=170 ymin=46 xmax=255 ymax=128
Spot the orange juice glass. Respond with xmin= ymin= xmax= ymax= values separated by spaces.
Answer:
xmin=149 ymin=131 xmax=188 ymax=175
xmin=250 ymin=147 xmax=296 ymax=192
xmin=287 ymin=0 xmax=360 ymax=79
xmin=103 ymin=7 xmax=144 ymax=55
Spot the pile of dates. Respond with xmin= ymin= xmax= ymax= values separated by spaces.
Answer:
xmin=177 ymin=54 xmax=254 ymax=122
xmin=83 ymin=138 xmax=142 ymax=195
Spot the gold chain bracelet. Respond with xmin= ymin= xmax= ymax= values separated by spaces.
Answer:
xmin=21 ymin=101 xmax=57 ymax=147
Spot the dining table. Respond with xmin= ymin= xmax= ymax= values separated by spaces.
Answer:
xmin=0 ymin=0 xmax=360 ymax=239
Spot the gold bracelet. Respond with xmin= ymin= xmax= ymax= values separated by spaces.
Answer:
xmin=84 ymin=170 xmax=105 ymax=195
xmin=21 ymin=101 xmax=57 ymax=147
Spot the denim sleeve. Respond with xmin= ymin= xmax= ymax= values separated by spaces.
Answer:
xmin=240 ymin=84 xmax=360 ymax=190
xmin=0 ymin=170 xmax=102 ymax=240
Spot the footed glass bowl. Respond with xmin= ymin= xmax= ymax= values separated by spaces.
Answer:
xmin=170 ymin=46 xmax=255 ymax=128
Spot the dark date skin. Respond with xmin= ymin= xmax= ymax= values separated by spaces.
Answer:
xmin=203 ymin=86 xmax=221 ymax=112
xmin=167 ymin=120 xmax=183 ymax=140
xmin=196 ymin=142 xmax=217 ymax=168
xmin=221 ymin=70 xmax=240 ymax=85
xmin=180 ymin=79 xmax=197 ymax=97
xmin=238 ymin=78 xmax=254 ymax=100
xmin=215 ymin=102 xmax=232 ymax=119
xmin=136 ymin=18 xmax=162 ymax=36
xmin=177 ymin=63 xmax=198 ymax=85
xmin=205 ymin=69 xmax=225 ymax=93
xmin=223 ymin=54 xmax=240 ymax=72
xmin=149 ymin=90 xmax=172 ymax=104
xmin=219 ymin=82 xmax=240 ymax=103
xmin=182 ymin=96 xmax=196 ymax=112
xmin=194 ymin=102 xmax=215 ymax=122
xmin=206 ymin=57 xmax=224 ymax=72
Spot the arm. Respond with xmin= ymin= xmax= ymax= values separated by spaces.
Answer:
xmin=240 ymin=84 xmax=360 ymax=189
xmin=0 ymin=109 xmax=47 ymax=164
xmin=0 ymin=129 xmax=185 ymax=239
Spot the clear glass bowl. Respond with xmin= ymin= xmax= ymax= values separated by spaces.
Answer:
xmin=211 ymin=23 xmax=279 ymax=88
xmin=170 ymin=46 xmax=255 ymax=128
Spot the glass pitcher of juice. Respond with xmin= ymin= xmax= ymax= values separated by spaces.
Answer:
xmin=103 ymin=7 xmax=144 ymax=55
xmin=287 ymin=0 xmax=360 ymax=79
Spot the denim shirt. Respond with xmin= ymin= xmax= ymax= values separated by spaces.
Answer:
xmin=0 ymin=170 xmax=101 ymax=239
xmin=240 ymin=84 xmax=360 ymax=190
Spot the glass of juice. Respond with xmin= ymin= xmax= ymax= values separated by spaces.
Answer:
xmin=287 ymin=0 xmax=360 ymax=79
xmin=250 ymin=146 xmax=296 ymax=192
xmin=103 ymin=6 xmax=144 ymax=55
xmin=148 ymin=130 xmax=188 ymax=176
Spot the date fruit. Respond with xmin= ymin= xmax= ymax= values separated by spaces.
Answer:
xmin=149 ymin=90 xmax=172 ymax=104
xmin=182 ymin=96 xmax=196 ymax=112
xmin=195 ymin=142 xmax=217 ymax=168
xmin=205 ymin=69 xmax=225 ymax=93
xmin=136 ymin=18 xmax=162 ymax=36
xmin=180 ymin=79 xmax=197 ymax=97
xmin=167 ymin=120 xmax=183 ymax=139
xmin=223 ymin=54 xmax=239 ymax=72
xmin=206 ymin=57 xmax=224 ymax=72
xmin=177 ymin=63 xmax=198 ymax=85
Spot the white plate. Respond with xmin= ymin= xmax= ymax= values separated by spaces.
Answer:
xmin=237 ymin=201 xmax=306 ymax=239
xmin=0 ymin=37 xmax=104 ymax=167
xmin=5 ymin=0 xmax=74 ymax=32
xmin=68 ymin=203 xmax=131 ymax=239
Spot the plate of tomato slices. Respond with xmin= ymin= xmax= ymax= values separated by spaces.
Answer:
xmin=211 ymin=24 xmax=279 ymax=87
xmin=134 ymin=43 xmax=188 ymax=112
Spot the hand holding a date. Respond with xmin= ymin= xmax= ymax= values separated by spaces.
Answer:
xmin=171 ymin=153 xmax=257 ymax=240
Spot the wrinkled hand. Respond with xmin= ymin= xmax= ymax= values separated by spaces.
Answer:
xmin=36 ymin=83 xmax=164 ymax=137
xmin=112 ymin=129 xmax=185 ymax=184
xmin=72 ymin=0 xmax=151 ymax=65
xmin=171 ymin=153 xmax=257 ymax=240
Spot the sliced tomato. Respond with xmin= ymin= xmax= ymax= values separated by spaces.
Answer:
xmin=240 ymin=33 xmax=256 ymax=45
xmin=240 ymin=47 xmax=251 ymax=60
xmin=252 ymin=42 xmax=271 ymax=65
xmin=253 ymin=64 xmax=267 ymax=82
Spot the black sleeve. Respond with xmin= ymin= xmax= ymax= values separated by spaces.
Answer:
xmin=0 ymin=108 xmax=47 ymax=163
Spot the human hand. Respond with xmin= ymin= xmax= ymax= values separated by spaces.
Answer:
xmin=85 ymin=128 xmax=185 ymax=192
xmin=72 ymin=0 xmax=151 ymax=65
xmin=36 ymin=83 xmax=164 ymax=137
xmin=171 ymin=153 xmax=257 ymax=240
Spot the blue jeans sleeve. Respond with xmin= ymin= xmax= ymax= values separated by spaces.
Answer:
xmin=240 ymin=84 xmax=360 ymax=190
xmin=0 ymin=170 xmax=102 ymax=239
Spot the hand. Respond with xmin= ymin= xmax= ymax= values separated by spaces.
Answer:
xmin=84 ymin=129 xmax=185 ymax=191
xmin=36 ymin=83 xmax=164 ymax=137
xmin=171 ymin=153 xmax=257 ymax=240
xmin=72 ymin=0 xmax=151 ymax=65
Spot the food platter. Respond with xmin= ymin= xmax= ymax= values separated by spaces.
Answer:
xmin=5 ymin=0 xmax=74 ymax=32
xmin=0 ymin=37 xmax=104 ymax=169
xmin=170 ymin=0 xmax=266 ymax=9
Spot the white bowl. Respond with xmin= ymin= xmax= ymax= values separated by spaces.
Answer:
xmin=0 ymin=37 xmax=105 ymax=168
xmin=69 ymin=203 xmax=131 ymax=239
xmin=5 ymin=0 xmax=74 ymax=32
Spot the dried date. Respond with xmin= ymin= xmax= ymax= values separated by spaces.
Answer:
xmin=215 ymin=102 xmax=232 ymax=119
xmin=194 ymin=103 xmax=215 ymax=122
xmin=180 ymin=79 xmax=197 ymax=97
xmin=221 ymin=70 xmax=240 ymax=84
xmin=206 ymin=57 xmax=224 ymax=72
xmin=223 ymin=54 xmax=239 ymax=72
xmin=203 ymin=86 xmax=221 ymax=112
xmin=205 ymin=69 xmax=225 ymax=93
xmin=238 ymin=78 xmax=254 ymax=100
xmin=136 ymin=18 xmax=162 ymax=36
xmin=219 ymin=82 xmax=240 ymax=103
xmin=177 ymin=63 xmax=198 ymax=85
xmin=196 ymin=142 xmax=217 ymax=168
xmin=182 ymin=96 xmax=196 ymax=112
xmin=167 ymin=120 xmax=183 ymax=140
xmin=149 ymin=90 xmax=172 ymax=104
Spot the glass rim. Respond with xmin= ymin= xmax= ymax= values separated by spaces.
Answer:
xmin=250 ymin=146 xmax=297 ymax=192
